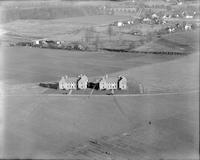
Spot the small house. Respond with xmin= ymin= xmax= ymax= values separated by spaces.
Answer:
xmin=167 ymin=26 xmax=175 ymax=33
xmin=34 ymin=40 xmax=40 ymax=45
xmin=143 ymin=18 xmax=151 ymax=22
xmin=177 ymin=2 xmax=182 ymax=5
xmin=185 ymin=15 xmax=193 ymax=19
xmin=163 ymin=14 xmax=171 ymax=19
xmin=116 ymin=21 xmax=124 ymax=27
xmin=152 ymin=13 xmax=158 ymax=19
xmin=169 ymin=28 xmax=175 ymax=33
xmin=184 ymin=24 xmax=192 ymax=31
xmin=33 ymin=39 xmax=45 ymax=46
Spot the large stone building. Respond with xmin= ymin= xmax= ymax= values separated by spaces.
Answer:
xmin=59 ymin=74 xmax=88 ymax=90
xmin=99 ymin=75 xmax=127 ymax=90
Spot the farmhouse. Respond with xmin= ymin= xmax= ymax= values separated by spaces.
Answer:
xmin=99 ymin=75 xmax=127 ymax=90
xmin=185 ymin=15 xmax=193 ymax=19
xmin=152 ymin=13 xmax=158 ymax=19
xmin=99 ymin=76 xmax=118 ymax=90
xmin=163 ymin=14 xmax=171 ymax=19
xmin=34 ymin=40 xmax=40 ymax=45
xmin=117 ymin=21 xmax=124 ymax=27
xmin=59 ymin=74 xmax=88 ymax=90
xmin=66 ymin=42 xmax=86 ymax=51
xmin=184 ymin=24 xmax=192 ymax=31
xmin=177 ymin=1 xmax=182 ymax=5
xmin=33 ymin=39 xmax=45 ymax=46
xmin=32 ymin=39 xmax=62 ymax=48
xmin=166 ymin=26 xmax=175 ymax=33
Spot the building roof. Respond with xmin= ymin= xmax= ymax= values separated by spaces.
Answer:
xmin=101 ymin=76 xmax=118 ymax=83
xmin=64 ymin=77 xmax=79 ymax=83
xmin=100 ymin=75 xmax=127 ymax=83
xmin=119 ymin=76 xmax=127 ymax=81
xmin=78 ymin=74 xmax=88 ymax=79
xmin=61 ymin=74 xmax=88 ymax=83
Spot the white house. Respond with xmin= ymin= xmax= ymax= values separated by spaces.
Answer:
xmin=152 ymin=13 xmax=158 ymax=19
xmin=184 ymin=24 xmax=192 ymax=31
xmin=163 ymin=14 xmax=171 ymax=19
xmin=59 ymin=76 xmax=78 ymax=90
xmin=35 ymin=40 xmax=40 ymax=45
xmin=58 ymin=76 xmax=65 ymax=90
xmin=117 ymin=21 xmax=124 ymax=27
xmin=33 ymin=39 xmax=44 ymax=45
xmin=59 ymin=74 xmax=88 ymax=90
xmin=177 ymin=2 xmax=182 ymax=5
xmin=33 ymin=39 xmax=49 ymax=47
xmin=185 ymin=15 xmax=193 ymax=19
xmin=143 ymin=18 xmax=151 ymax=23
xmin=99 ymin=76 xmax=118 ymax=90
xmin=99 ymin=75 xmax=127 ymax=90
xmin=168 ymin=28 xmax=175 ymax=33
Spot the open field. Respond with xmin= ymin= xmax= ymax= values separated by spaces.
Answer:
xmin=0 ymin=1 xmax=107 ymax=23
xmin=111 ymin=52 xmax=199 ymax=93
xmin=3 ymin=92 xmax=199 ymax=159
xmin=2 ymin=46 xmax=198 ymax=95
xmin=2 ymin=15 xmax=132 ymax=43
xmin=1 ymin=47 xmax=180 ymax=85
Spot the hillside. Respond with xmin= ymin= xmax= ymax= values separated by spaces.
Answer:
xmin=134 ymin=29 xmax=199 ymax=53
xmin=111 ymin=52 xmax=199 ymax=93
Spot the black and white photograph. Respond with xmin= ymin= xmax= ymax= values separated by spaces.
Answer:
xmin=0 ymin=0 xmax=199 ymax=159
